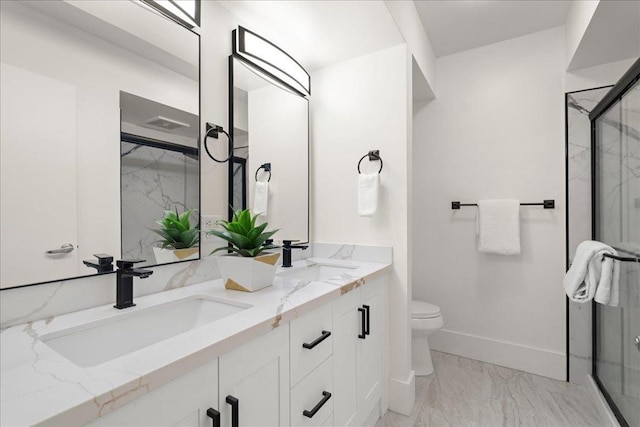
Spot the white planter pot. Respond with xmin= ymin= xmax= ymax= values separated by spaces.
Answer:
xmin=216 ymin=252 xmax=281 ymax=292
xmin=153 ymin=247 xmax=199 ymax=264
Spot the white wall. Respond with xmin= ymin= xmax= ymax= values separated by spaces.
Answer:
xmin=311 ymin=44 xmax=415 ymax=413
xmin=566 ymin=0 xmax=599 ymax=70
xmin=566 ymin=57 xmax=638 ymax=92
xmin=384 ymin=0 xmax=436 ymax=99
xmin=199 ymin=2 xmax=242 ymax=223
xmin=412 ymin=27 xmax=567 ymax=380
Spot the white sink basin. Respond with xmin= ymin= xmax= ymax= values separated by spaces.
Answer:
xmin=40 ymin=295 xmax=250 ymax=367
xmin=278 ymin=263 xmax=358 ymax=282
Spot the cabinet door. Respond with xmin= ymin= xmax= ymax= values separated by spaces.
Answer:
xmin=219 ymin=325 xmax=290 ymax=427
xmin=332 ymin=289 xmax=361 ymax=427
xmin=87 ymin=359 xmax=218 ymax=427
xmin=358 ymin=277 xmax=384 ymax=421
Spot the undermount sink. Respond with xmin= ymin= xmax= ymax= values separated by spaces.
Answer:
xmin=40 ymin=295 xmax=250 ymax=367
xmin=278 ymin=263 xmax=358 ymax=282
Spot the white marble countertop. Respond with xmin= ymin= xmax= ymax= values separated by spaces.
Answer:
xmin=0 ymin=257 xmax=390 ymax=427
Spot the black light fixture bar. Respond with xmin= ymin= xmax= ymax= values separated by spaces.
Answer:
xmin=233 ymin=26 xmax=310 ymax=97
xmin=139 ymin=0 xmax=199 ymax=29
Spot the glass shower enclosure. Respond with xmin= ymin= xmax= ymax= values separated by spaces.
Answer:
xmin=591 ymin=58 xmax=640 ymax=427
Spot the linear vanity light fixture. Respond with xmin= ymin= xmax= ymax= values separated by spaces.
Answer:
xmin=139 ymin=0 xmax=200 ymax=29
xmin=233 ymin=26 xmax=310 ymax=97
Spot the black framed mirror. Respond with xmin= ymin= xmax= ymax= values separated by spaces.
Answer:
xmin=0 ymin=1 xmax=201 ymax=289
xmin=228 ymin=28 xmax=310 ymax=244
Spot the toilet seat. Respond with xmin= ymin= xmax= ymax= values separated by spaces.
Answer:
xmin=411 ymin=300 xmax=441 ymax=319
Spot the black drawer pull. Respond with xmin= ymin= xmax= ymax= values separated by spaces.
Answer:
xmin=226 ymin=395 xmax=239 ymax=427
xmin=303 ymin=330 xmax=331 ymax=349
xmin=303 ymin=391 xmax=332 ymax=418
xmin=206 ymin=408 xmax=220 ymax=427
xmin=363 ymin=304 xmax=370 ymax=336
xmin=358 ymin=307 xmax=366 ymax=339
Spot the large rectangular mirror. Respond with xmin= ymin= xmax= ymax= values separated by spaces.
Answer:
xmin=230 ymin=55 xmax=309 ymax=243
xmin=0 ymin=1 xmax=200 ymax=289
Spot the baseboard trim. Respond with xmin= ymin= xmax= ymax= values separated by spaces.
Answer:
xmin=587 ymin=375 xmax=621 ymax=427
xmin=388 ymin=370 xmax=415 ymax=416
xmin=429 ymin=329 xmax=565 ymax=380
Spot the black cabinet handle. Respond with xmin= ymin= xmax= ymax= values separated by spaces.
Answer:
xmin=358 ymin=307 xmax=366 ymax=339
xmin=363 ymin=304 xmax=370 ymax=336
xmin=226 ymin=395 xmax=239 ymax=427
xmin=303 ymin=330 xmax=331 ymax=349
xmin=206 ymin=408 xmax=220 ymax=427
xmin=303 ymin=391 xmax=332 ymax=418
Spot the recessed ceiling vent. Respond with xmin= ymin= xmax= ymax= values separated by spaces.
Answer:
xmin=143 ymin=116 xmax=190 ymax=131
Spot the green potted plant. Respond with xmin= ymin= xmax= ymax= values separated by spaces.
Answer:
xmin=151 ymin=208 xmax=200 ymax=264
xmin=208 ymin=208 xmax=279 ymax=292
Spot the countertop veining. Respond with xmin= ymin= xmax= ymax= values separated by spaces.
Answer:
xmin=0 ymin=257 xmax=390 ymax=426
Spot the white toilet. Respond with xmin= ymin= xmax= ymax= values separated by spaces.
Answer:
xmin=411 ymin=300 xmax=444 ymax=376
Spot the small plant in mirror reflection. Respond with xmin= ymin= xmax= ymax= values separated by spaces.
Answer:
xmin=152 ymin=208 xmax=199 ymax=249
xmin=209 ymin=209 xmax=278 ymax=257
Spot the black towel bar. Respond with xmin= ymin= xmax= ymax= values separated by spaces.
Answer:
xmin=603 ymin=253 xmax=639 ymax=262
xmin=357 ymin=150 xmax=383 ymax=174
xmin=604 ymin=247 xmax=640 ymax=263
xmin=451 ymin=200 xmax=555 ymax=210
xmin=255 ymin=163 xmax=271 ymax=182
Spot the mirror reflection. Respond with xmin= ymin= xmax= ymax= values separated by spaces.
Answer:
xmin=120 ymin=92 xmax=200 ymax=267
xmin=230 ymin=57 xmax=309 ymax=243
xmin=0 ymin=1 xmax=200 ymax=289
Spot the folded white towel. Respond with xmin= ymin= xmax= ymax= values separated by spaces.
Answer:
xmin=564 ymin=240 xmax=620 ymax=306
xmin=476 ymin=199 xmax=521 ymax=255
xmin=253 ymin=181 xmax=269 ymax=216
xmin=358 ymin=173 xmax=379 ymax=216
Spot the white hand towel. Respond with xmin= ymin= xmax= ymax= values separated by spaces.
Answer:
xmin=476 ymin=199 xmax=521 ymax=255
xmin=253 ymin=181 xmax=269 ymax=216
xmin=564 ymin=240 xmax=620 ymax=306
xmin=358 ymin=173 xmax=379 ymax=216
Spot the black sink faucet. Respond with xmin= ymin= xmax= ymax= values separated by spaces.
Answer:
xmin=282 ymin=240 xmax=308 ymax=268
xmin=115 ymin=260 xmax=153 ymax=309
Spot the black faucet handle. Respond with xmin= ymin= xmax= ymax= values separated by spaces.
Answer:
xmin=130 ymin=268 xmax=153 ymax=278
xmin=282 ymin=240 xmax=300 ymax=247
xmin=93 ymin=253 xmax=114 ymax=265
xmin=83 ymin=253 xmax=114 ymax=273
xmin=116 ymin=259 xmax=146 ymax=270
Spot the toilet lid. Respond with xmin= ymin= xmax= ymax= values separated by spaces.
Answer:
xmin=411 ymin=300 xmax=441 ymax=319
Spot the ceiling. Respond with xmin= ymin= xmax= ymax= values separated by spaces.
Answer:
xmin=568 ymin=0 xmax=640 ymax=70
xmin=218 ymin=1 xmax=403 ymax=72
xmin=121 ymin=92 xmax=199 ymax=140
xmin=414 ymin=0 xmax=572 ymax=57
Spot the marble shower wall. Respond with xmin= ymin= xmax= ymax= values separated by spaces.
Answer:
xmin=566 ymin=86 xmax=611 ymax=385
xmin=121 ymin=142 xmax=199 ymax=266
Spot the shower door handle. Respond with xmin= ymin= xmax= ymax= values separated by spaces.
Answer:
xmin=634 ymin=336 xmax=640 ymax=351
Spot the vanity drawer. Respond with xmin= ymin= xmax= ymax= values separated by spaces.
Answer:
xmin=291 ymin=356 xmax=334 ymax=427
xmin=290 ymin=303 xmax=333 ymax=386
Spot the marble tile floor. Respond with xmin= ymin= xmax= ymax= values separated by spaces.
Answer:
xmin=377 ymin=351 xmax=606 ymax=427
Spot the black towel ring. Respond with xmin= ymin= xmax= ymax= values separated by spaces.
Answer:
xmin=255 ymin=163 xmax=271 ymax=182
xmin=204 ymin=123 xmax=234 ymax=163
xmin=357 ymin=150 xmax=383 ymax=174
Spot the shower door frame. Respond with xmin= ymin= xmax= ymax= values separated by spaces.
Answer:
xmin=590 ymin=58 xmax=640 ymax=427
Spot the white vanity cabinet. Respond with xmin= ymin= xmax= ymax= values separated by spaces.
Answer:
xmin=332 ymin=276 xmax=386 ymax=426
xmin=218 ymin=325 xmax=290 ymax=427
xmin=80 ymin=274 xmax=387 ymax=427
xmin=289 ymin=303 xmax=335 ymax=426
xmin=87 ymin=359 xmax=219 ymax=427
